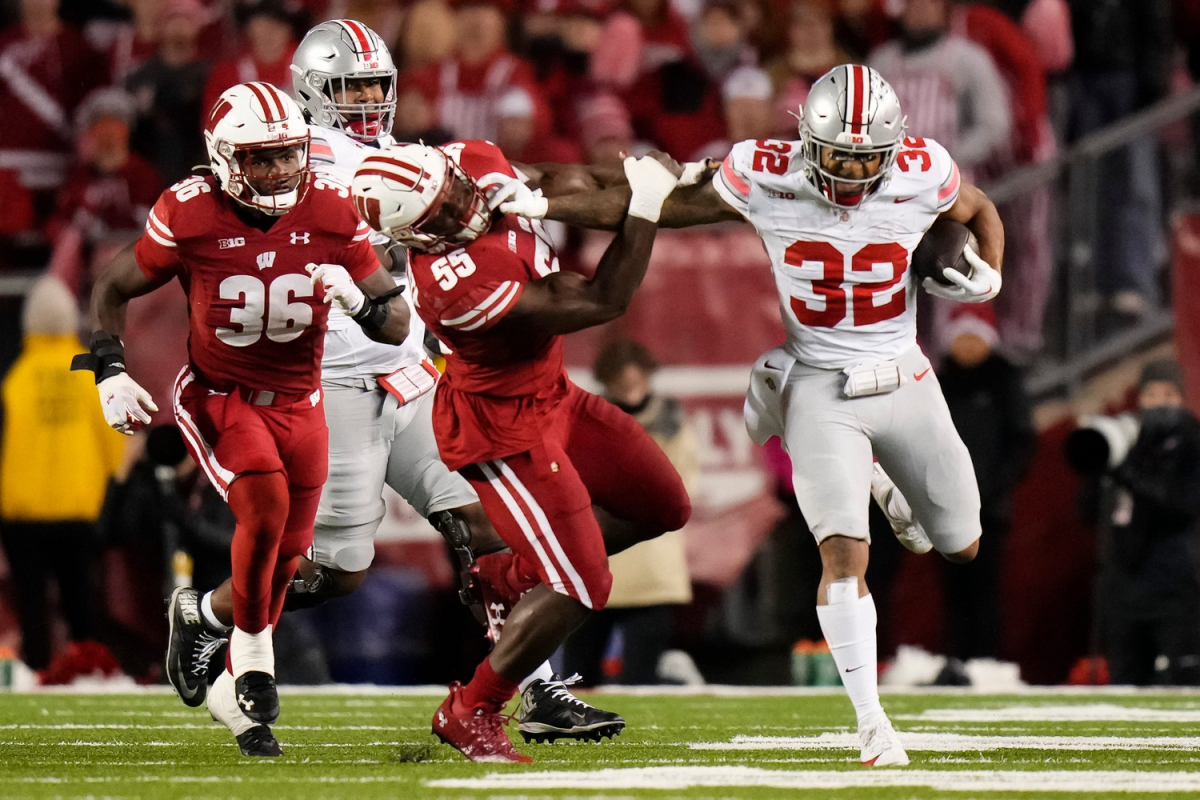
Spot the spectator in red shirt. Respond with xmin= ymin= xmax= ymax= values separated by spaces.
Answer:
xmin=201 ymin=0 xmax=299 ymax=117
xmin=88 ymin=0 xmax=166 ymax=86
xmin=0 ymin=0 xmax=107 ymax=226
xmin=47 ymin=88 xmax=162 ymax=291
xmin=590 ymin=0 xmax=692 ymax=89
xmin=536 ymin=0 xmax=613 ymax=143
xmin=403 ymin=0 xmax=551 ymax=143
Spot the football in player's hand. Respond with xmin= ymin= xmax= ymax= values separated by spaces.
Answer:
xmin=912 ymin=217 xmax=976 ymax=286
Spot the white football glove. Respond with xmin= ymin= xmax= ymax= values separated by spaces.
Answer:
xmin=495 ymin=179 xmax=549 ymax=219
xmin=677 ymin=158 xmax=718 ymax=186
xmin=921 ymin=248 xmax=1002 ymax=303
xmin=624 ymin=155 xmax=678 ymax=223
xmin=98 ymin=373 xmax=157 ymax=435
xmin=306 ymin=263 xmax=366 ymax=315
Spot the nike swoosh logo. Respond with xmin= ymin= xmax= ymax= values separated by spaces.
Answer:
xmin=845 ymin=664 xmax=868 ymax=673
xmin=764 ymin=361 xmax=782 ymax=371
xmin=894 ymin=195 xmax=918 ymax=204
xmin=914 ymin=368 xmax=931 ymax=381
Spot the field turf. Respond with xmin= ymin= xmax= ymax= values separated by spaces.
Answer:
xmin=3 ymin=687 xmax=1200 ymax=798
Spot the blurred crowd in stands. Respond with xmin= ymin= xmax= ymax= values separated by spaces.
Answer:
xmin=0 ymin=0 xmax=1199 ymax=685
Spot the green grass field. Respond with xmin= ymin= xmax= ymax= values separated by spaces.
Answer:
xmin=3 ymin=687 xmax=1200 ymax=798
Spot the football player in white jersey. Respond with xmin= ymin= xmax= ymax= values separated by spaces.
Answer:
xmin=501 ymin=65 xmax=1005 ymax=766
xmin=166 ymin=19 xmax=622 ymax=744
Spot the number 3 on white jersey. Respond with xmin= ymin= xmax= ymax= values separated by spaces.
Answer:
xmin=216 ymin=274 xmax=314 ymax=346
xmin=785 ymin=240 xmax=908 ymax=328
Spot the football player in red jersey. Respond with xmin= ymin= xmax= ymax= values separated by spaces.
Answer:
xmin=74 ymin=83 xmax=410 ymax=757
xmin=352 ymin=141 xmax=692 ymax=763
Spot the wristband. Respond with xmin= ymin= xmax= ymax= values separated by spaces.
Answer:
xmin=351 ymin=297 xmax=390 ymax=334
xmin=70 ymin=332 xmax=127 ymax=384
xmin=627 ymin=188 xmax=668 ymax=223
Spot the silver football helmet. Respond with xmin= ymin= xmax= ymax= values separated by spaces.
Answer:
xmin=291 ymin=19 xmax=397 ymax=143
xmin=798 ymin=64 xmax=906 ymax=206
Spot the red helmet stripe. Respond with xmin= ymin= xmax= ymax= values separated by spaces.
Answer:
xmin=264 ymin=82 xmax=290 ymax=120
xmin=357 ymin=167 xmax=419 ymax=189
xmin=361 ymin=154 xmax=423 ymax=177
xmin=245 ymin=82 xmax=279 ymax=122
xmin=206 ymin=97 xmax=234 ymax=134
xmin=340 ymin=19 xmax=374 ymax=56
xmin=850 ymin=65 xmax=866 ymax=134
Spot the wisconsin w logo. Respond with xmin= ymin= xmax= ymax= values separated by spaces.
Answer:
xmin=256 ymin=251 xmax=276 ymax=270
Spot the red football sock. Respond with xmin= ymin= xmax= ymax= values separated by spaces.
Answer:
xmin=227 ymin=472 xmax=290 ymax=633
xmin=458 ymin=657 xmax=520 ymax=714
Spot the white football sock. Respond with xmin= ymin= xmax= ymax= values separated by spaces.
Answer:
xmin=230 ymin=625 xmax=275 ymax=679
xmin=816 ymin=578 xmax=884 ymax=728
xmin=201 ymin=591 xmax=232 ymax=634
xmin=519 ymin=661 xmax=556 ymax=693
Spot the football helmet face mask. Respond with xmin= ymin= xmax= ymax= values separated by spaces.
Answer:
xmin=798 ymin=64 xmax=906 ymax=207
xmin=292 ymin=19 xmax=397 ymax=143
xmin=204 ymin=82 xmax=311 ymax=216
xmin=352 ymin=144 xmax=491 ymax=254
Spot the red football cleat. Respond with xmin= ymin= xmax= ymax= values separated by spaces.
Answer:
xmin=432 ymin=682 xmax=532 ymax=763
xmin=474 ymin=552 xmax=538 ymax=642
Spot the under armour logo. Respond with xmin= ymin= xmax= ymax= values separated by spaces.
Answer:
xmin=291 ymin=232 xmax=310 ymax=244
xmin=437 ymin=711 xmax=447 ymax=727
xmin=488 ymin=602 xmax=507 ymax=628
xmin=257 ymin=251 xmax=276 ymax=270
xmin=238 ymin=693 xmax=254 ymax=710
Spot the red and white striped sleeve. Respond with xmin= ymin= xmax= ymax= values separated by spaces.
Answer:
xmin=929 ymin=140 xmax=961 ymax=212
xmin=440 ymin=280 xmax=525 ymax=333
xmin=711 ymin=140 xmax=754 ymax=219
xmin=134 ymin=191 xmax=183 ymax=280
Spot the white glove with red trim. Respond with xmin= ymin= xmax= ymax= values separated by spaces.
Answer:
xmin=921 ymin=248 xmax=1002 ymax=303
xmin=98 ymin=373 xmax=157 ymax=434
xmin=307 ymin=262 xmax=366 ymax=315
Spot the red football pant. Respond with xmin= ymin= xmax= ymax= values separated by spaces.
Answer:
xmin=173 ymin=368 xmax=328 ymax=633
xmin=462 ymin=383 xmax=691 ymax=611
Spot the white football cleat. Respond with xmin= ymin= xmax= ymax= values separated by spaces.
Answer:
xmin=870 ymin=464 xmax=933 ymax=555
xmin=858 ymin=714 xmax=910 ymax=767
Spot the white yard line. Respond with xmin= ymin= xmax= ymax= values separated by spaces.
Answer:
xmin=899 ymin=704 xmax=1200 ymax=723
xmin=427 ymin=767 xmax=1200 ymax=793
xmin=692 ymin=732 xmax=1200 ymax=751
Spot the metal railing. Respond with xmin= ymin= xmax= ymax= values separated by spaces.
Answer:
xmin=984 ymin=86 xmax=1200 ymax=398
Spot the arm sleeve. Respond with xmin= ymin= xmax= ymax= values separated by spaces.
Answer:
xmin=711 ymin=140 xmax=754 ymax=220
xmin=928 ymin=140 xmax=962 ymax=212
xmin=133 ymin=192 xmax=183 ymax=281
xmin=343 ymin=221 xmax=382 ymax=282
xmin=439 ymin=280 xmax=526 ymax=333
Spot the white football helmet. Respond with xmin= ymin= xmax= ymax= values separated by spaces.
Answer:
xmin=352 ymin=144 xmax=491 ymax=253
xmin=204 ymin=82 xmax=311 ymax=215
xmin=799 ymin=64 xmax=906 ymax=207
xmin=291 ymin=19 xmax=397 ymax=143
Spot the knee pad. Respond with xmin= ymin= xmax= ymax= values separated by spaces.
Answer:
xmin=228 ymin=471 xmax=289 ymax=533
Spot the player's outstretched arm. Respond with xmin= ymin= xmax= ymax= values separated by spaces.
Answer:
xmin=497 ymin=155 xmax=678 ymax=335
xmin=526 ymin=171 xmax=743 ymax=231
xmin=75 ymin=240 xmax=168 ymax=433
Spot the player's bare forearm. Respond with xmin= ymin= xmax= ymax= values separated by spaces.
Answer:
xmin=503 ymin=215 xmax=659 ymax=334
xmin=543 ymin=180 xmax=742 ymax=231
xmin=512 ymin=162 xmax=628 ymax=197
xmin=943 ymin=180 xmax=1004 ymax=273
xmin=91 ymin=240 xmax=161 ymax=336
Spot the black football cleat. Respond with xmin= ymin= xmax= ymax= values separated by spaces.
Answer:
xmin=166 ymin=587 xmax=226 ymax=708
xmin=518 ymin=674 xmax=626 ymax=744
xmin=235 ymin=671 xmax=280 ymax=724
xmin=236 ymin=724 xmax=283 ymax=757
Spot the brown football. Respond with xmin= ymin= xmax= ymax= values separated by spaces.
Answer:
xmin=912 ymin=217 xmax=976 ymax=286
